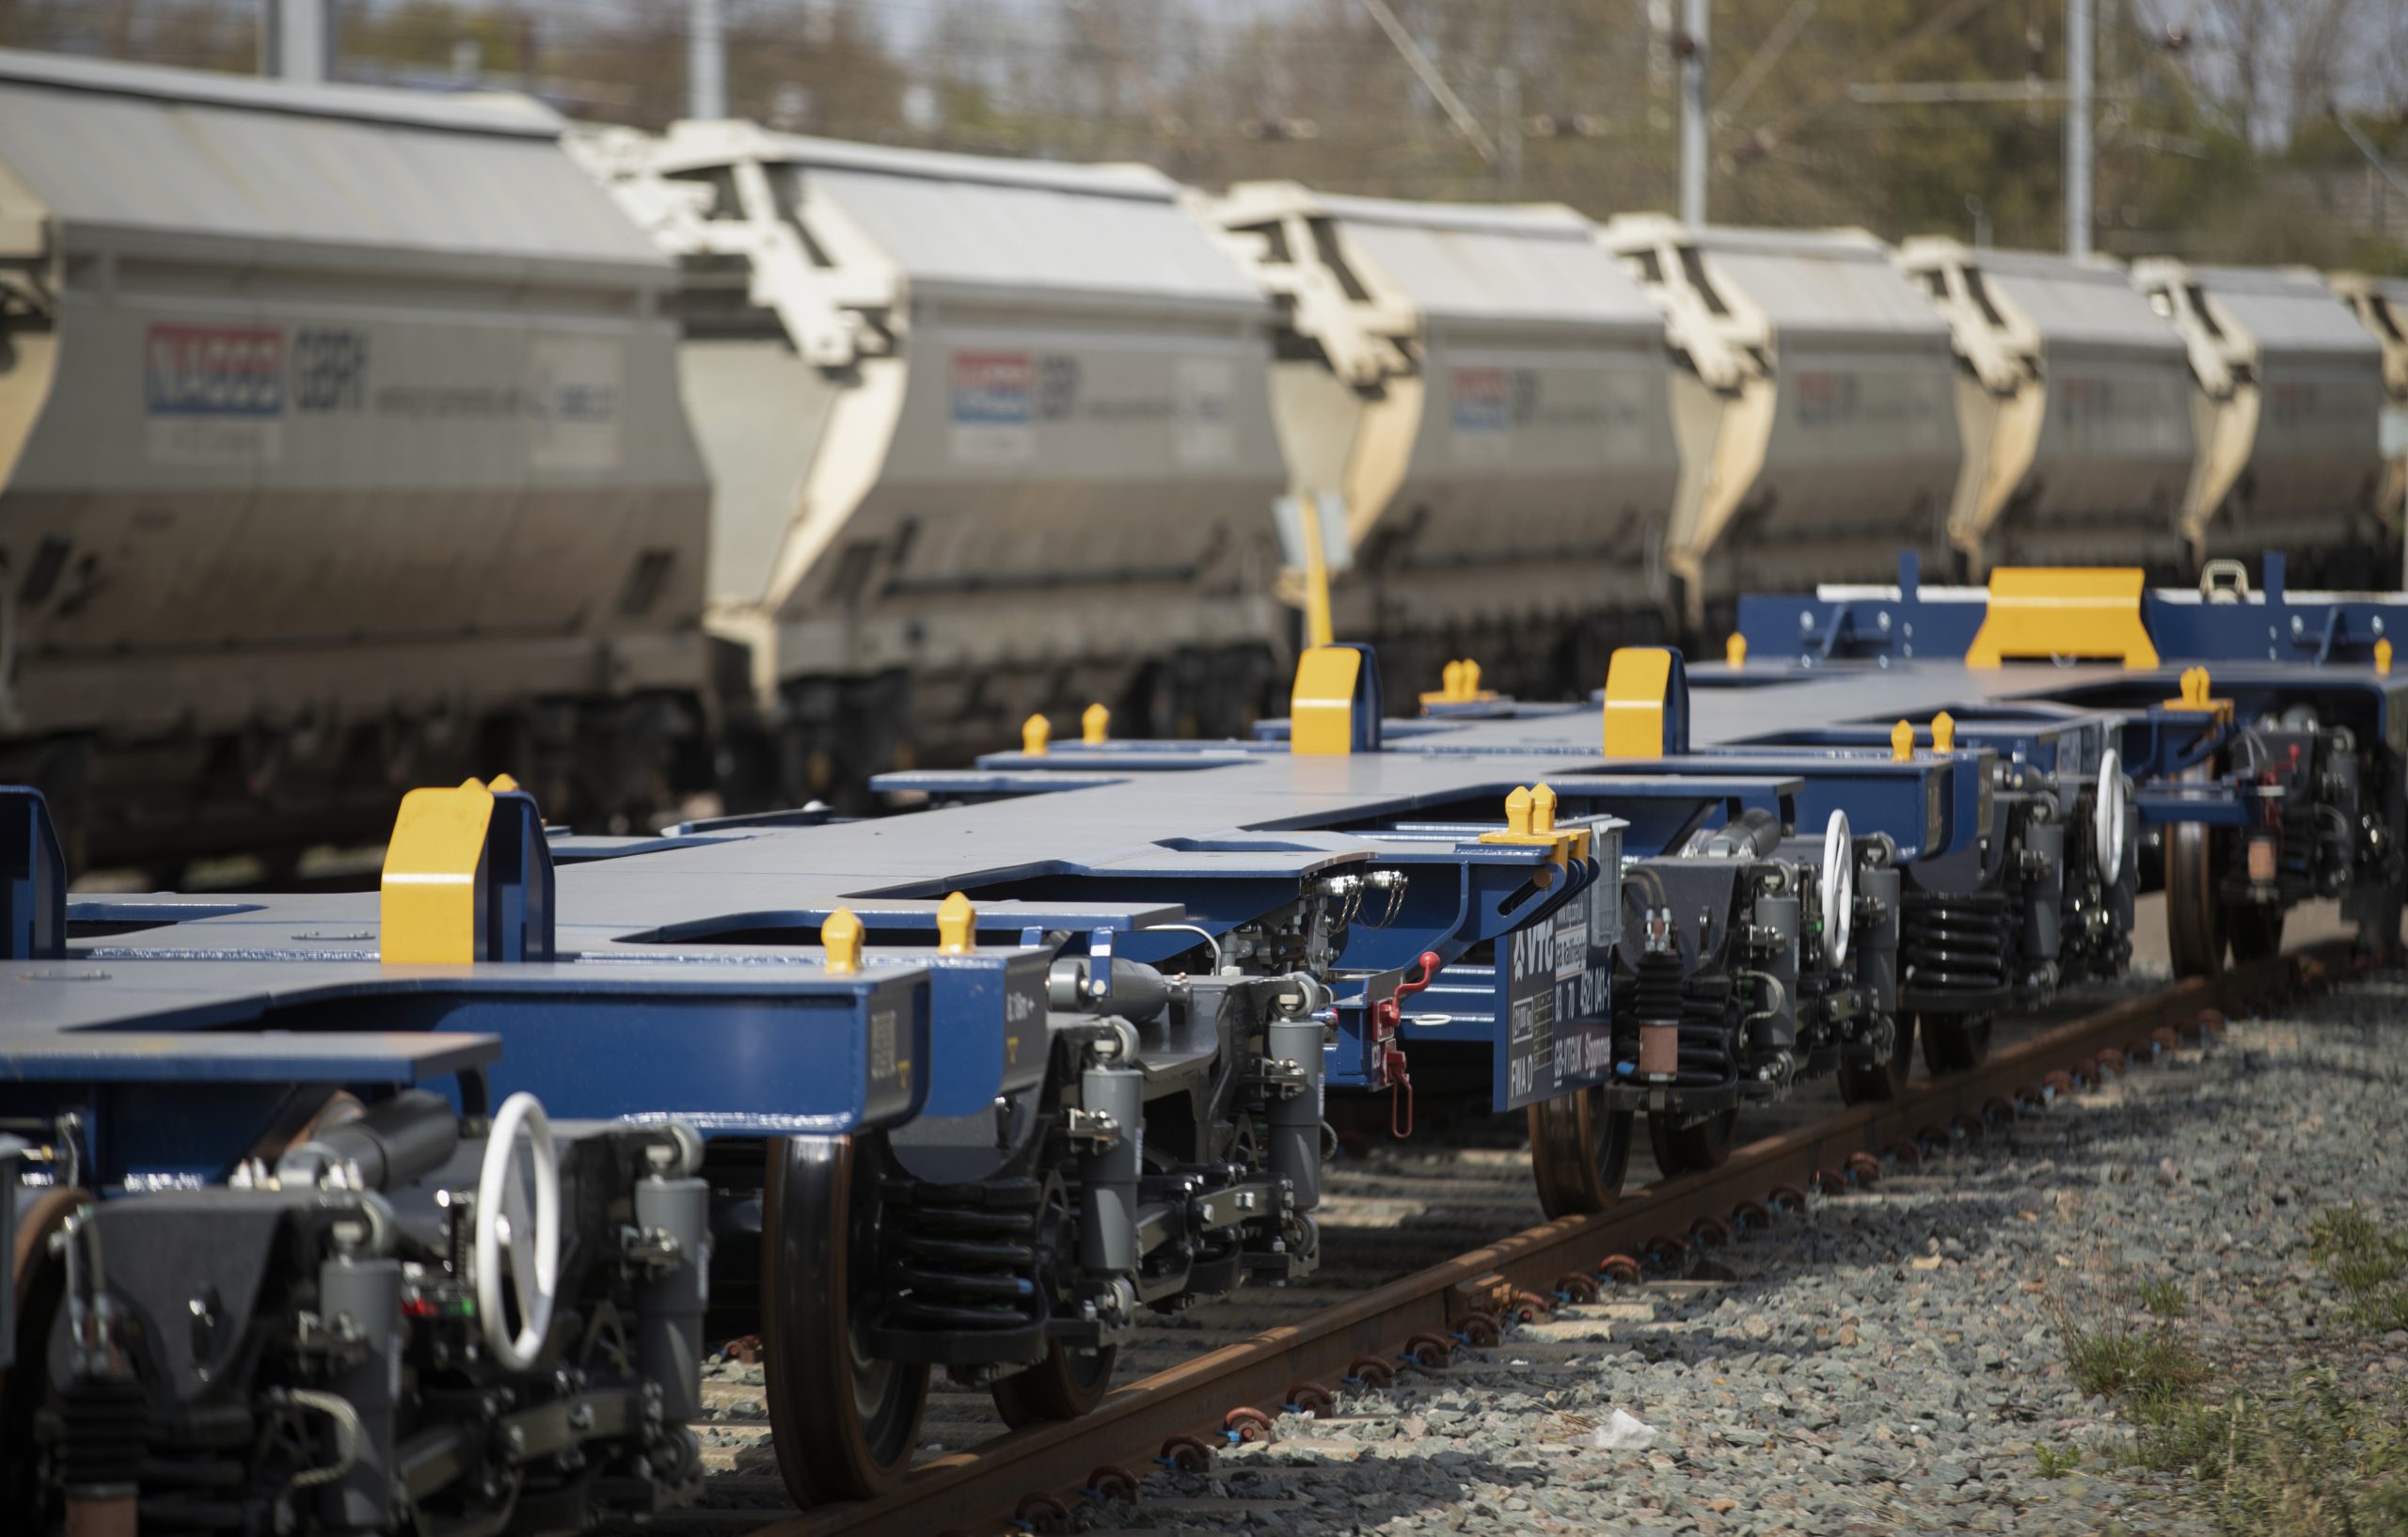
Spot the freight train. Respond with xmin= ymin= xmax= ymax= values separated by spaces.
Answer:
xmin=8 ymin=558 xmax=2405 ymax=1531
xmin=0 ymin=49 xmax=2399 ymax=865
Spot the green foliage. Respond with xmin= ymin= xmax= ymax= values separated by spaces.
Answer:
xmin=2140 ymin=1277 xmax=2189 ymax=1318
xmin=2309 ymin=1206 xmax=2408 ymax=1332
xmin=2061 ymin=1311 xmax=2209 ymax=1404
xmin=2036 ymin=1442 xmax=2082 ymax=1479
xmin=2055 ymin=1261 xmax=2408 ymax=1537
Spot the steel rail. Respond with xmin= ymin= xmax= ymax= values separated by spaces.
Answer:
xmin=758 ymin=943 xmax=2351 ymax=1537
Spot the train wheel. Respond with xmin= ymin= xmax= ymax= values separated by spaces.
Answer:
xmin=1648 ymin=1107 xmax=1738 ymax=1177
xmin=2227 ymin=904 xmax=2286 ymax=963
xmin=762 ymin=1136 xmax=928 ymax=1504
xmin=1 ymin=1188 xmax=88 ymax=1515
xmin=991 ymin=1341 xmax=1118 ymax=1428
xmin=1836 ymin=1014 xmax=1917 ymax=1104
xmin=1527 ymin=1085 xmax=1635 ymax=1216
xmin=2164 ymin=805 xmax=2226 ymax=978
xmin=1919 ymin=1012 xmax=1993 ymax=1075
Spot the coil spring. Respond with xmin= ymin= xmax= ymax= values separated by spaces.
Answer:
xmin=886 ymin=1199 xmax=1043 ymax=1332
xmin=1631 ymin=949 xmax=1685 ymax=1033
xmin=1901 ymin=889 xmax=2010 ymax=994
xmin=1676 ymin=972 xmax=1736 ymax=1087
xmin=58 ymin=1371 xmax=148 ymax=1490
xmin=2278 ymin=793 xmax=2318 ymax=895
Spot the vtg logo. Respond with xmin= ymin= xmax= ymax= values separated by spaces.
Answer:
xmin=145 ymin=325 xmax=285 ymax=417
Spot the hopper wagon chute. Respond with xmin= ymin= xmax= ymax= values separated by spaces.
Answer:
xmin=2131 ymin=259 xmax=2388 ymax=578
xmin=1895 ymin=240 xmax=2195 ymax=577
xmin=1205 ymin=182 xmax=1679 ymax=695
xmin=573 ymin=120 xmax=1291 ymax=802
xmin=2331 ymin=269 xmax=2408 ymax=563
xmin=0 ymin=49 xmax=712 ymax=868
xmin=1600 ymin=216 xmax=1963 ymax=630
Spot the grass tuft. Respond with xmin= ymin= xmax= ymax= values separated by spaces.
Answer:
xmin=2053 ymin=1217 xmax=2408 ymax=1536
xmin=2308 ymin=1206 xmax=2408 ymax=1332
xmin=2140 ymin=1276 xmax=2190 ymax=1319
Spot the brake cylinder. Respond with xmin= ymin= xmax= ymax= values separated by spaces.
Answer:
xmin=1264 ymin=1016 xmax=1324 ymax=1212
xmin=1077 ymin=1064 xmax=1143 ymax=1276
xmin=635 ymin=1160 xmax=712 ymax=1426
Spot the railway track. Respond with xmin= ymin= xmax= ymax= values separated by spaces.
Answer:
xmin=642 ymin=941 xmax=2356 ymax=1537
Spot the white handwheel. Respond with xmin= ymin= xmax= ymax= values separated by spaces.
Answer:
xmin=475 ymin=1091 xmax=562 ymax=1371
xmin=1820 ymin=810 xmax=1854 ymax=969
xmin=2095 ymin=749 xmax=2128 ymax=887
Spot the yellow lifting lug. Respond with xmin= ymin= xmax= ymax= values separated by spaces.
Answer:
xmin=1726 ymin=632 xmax=1747 ymax=669
xmin=1022 ymin=714 xmax=1051 ymax=755
xmin=1418 ymin=657 xmax=1496 ymax=710
xmin=1931 ymin=712 xmax=1956 ymax=753
xmin=1891 ymin=721 xmax=1915 ymax=762
xmin=1604 ymin=648 xmax=1676 ymax=758
xmin=381 ymin=777 xmax=498 ymax=966
xmin=2161 ymin=665 xmax=2234 ymax=722
xmin=822 ymin=908 xmax=864 ymax=976
xmin=1478 ymin=782 xmax=1592 ymax=873
xmin=2379 ymin=638 xmax=2394 ymax=676
xmin=937 ymin=892 xmax=977 ymax=955
xmin=1082 ymin=703 xmax=1110 ymax=744
xmin=1964 ymin=566 xmax=2160 ymax=670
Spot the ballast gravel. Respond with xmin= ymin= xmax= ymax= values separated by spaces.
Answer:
xmin=1091 ymin=977 xmax=2408 ymax=1536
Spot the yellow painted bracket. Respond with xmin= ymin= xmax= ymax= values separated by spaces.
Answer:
xmin=381 ymin=774 xmax=553 ymax=965
xmin=1418 ymin=658 xmax=1497 ymax=710
xmin=1603 ymin=648 xmax=1676 ymax=757
xmin=1964 ymin=566 xmax=2159 ymax=670
xmin=1478 ymin=784 xmax=1592 ymax=874
xmin=822 ymin=907 xmax=863 ymax=975
xmin=2161 ymin=665 xmax=2234 ymax=723
xmin=382 ymin=778 xmax=499 ymax=965
xmin=1292 ymin=644 xmax=1382 ymax=755
xmin=937 ymin=892 xmax=977 ymax=955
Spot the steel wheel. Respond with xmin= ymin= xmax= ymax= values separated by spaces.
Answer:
xmin=1527 ymin=1085 xmax=1635 ymax=1216
xmin=1918 ymin=1012 xmax=1994 ymax=1074
xmin=2164 ymin=779 xmax=2226 ymax=977
xmin=990 ymin=1181 xmax=1117 ymax=1427
xmin=761 ymin=1135 xmax=928 ymax=1504
xmin=1836 ymin=1014 xmax=1917 ymax=1104
xmin=0 ymin=1188 xmax=88 ymax=1516
xmin=991 ymin=1340 xmax=1118 ymax=1429
xmin=1647 ymin=1107 xmax=1738 ymax=1177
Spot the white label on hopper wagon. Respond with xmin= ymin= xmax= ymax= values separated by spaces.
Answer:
xmin=526 ymin=337 xmax=624 ymax=472
xmin=949 ymin=349 xmax=1037 ymax=465
xmin=1173 ymin=357 xmax=1237 ymax=465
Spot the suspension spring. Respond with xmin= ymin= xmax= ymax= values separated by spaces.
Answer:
xmin=1901 ymin=889 xmax=2011 ymax=995
xmin=1675 ymin=972 xmax=1737 ymax=1088
xmin=884 ymin=1197 xmax=1043 ymax=1332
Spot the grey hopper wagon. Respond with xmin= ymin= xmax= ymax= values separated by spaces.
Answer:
xmin=1896 ymin=240 xmax=2196 ymax=577
xmin=1206 ymin=183 xmax=1679 ymax=695
xmin=0 ymin=51 xmax=712 ymax=869
xmin=2330 ymin=269 xmax=2408 ymax=568
xmin=2130 ymin=259 xmax=2388 ymax=579
xmin=1600 ymin=216 xmax=1964 ymax=630
xmin=573 ymin=121 xmax=1291 ymax=805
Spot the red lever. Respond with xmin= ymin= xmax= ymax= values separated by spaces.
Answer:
xmin=1372 ymin=952 xmax=1443 ymax=1139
